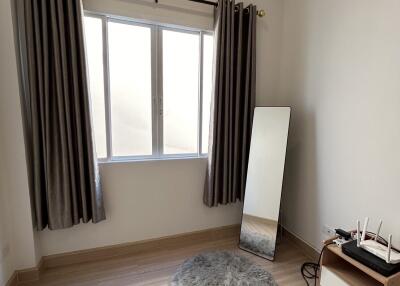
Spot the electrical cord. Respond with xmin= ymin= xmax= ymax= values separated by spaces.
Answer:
xmin=301 ymin=242 xmax=334 ymax=286
xmin=365 ymin=231 xmax=388 ymax=245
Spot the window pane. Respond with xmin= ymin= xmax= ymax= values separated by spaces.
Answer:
xmin=201 ymin=34 xmax=213 ymax=154
xmin=163 ymin=30 xmax=200 ymax=154
xmin=108 ymin=22 xmax=152 ymax=157
xmin=84 ymin=16 xmax=107 ymax=159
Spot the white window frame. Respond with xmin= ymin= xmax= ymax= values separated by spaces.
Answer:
xmin=84 ymin=12 xmax=213 ymax=162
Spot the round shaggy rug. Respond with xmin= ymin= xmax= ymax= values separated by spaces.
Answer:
xmin=171 ymin=251 xmax=278 ymax=286
xmin=239 ymin=231 xmax=276 ymax=258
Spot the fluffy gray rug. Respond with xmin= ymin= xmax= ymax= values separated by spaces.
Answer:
xmin=171 ymin=251 xmax=277 ymax=286
xmin=239 ymin=231 xmax=276 ymax=258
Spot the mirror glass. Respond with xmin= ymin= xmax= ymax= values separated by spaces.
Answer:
xmin=239 ymin=107 xmax=291 ymax=260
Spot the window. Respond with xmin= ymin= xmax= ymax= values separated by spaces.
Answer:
xmin=84 ymin=14 xmax=213 ymax=161
xmin=108 ymin=22 xmax=153 ymax=157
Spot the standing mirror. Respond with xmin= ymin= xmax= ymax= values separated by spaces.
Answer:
xmin=239 ymin=107 xmax=291 ymax=260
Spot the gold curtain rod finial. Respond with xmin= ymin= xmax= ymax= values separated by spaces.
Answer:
xmin=257 ymin=9 xmax=266 ymax=17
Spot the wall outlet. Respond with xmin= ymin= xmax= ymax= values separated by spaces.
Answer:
xmin=322 ymin=225 xmax=336 ymax=237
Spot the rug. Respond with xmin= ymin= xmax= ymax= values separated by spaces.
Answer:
xmin=239 ymin=230 xmax=276 ymax=258
xmin=171 ymin=251 xmax=278 ymax=286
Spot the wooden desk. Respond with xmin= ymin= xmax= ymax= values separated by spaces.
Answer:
xmin=320 ymin=239 xmax=400 ymax=286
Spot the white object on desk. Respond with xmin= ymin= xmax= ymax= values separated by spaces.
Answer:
xmin=358 ymin=218 xmax=400 ymax=264
xmin=360 ymin=237 xmax=400 ymax=264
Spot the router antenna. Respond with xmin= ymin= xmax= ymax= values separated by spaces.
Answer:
xmin=375 ymin=220 xmax=382 ymax=241
xmin=387 ymin=234 xmax=392 ymax=263
xmin=361 ymin=217 xmax=369 ymax=242
xmin=357 ymin=220 xmax=361 ymax=247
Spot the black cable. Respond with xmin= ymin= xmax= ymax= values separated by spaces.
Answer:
xmin=366 ymin=231 xmax=388 ymax=245
xmin=301 ymin=242 xmax=334 ymax=286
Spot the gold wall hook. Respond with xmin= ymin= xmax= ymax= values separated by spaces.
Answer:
xmin=257 ymin=9 xmax=266 ymax=17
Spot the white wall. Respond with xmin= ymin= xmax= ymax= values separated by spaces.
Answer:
xmin=37 ymin=0 xmax=285 ymax=256
xmin=280 ymin=0 xmax=400 ymax=250
xmin=0 ymin=0 xmax=40 ymax=282
xmin=39 ymin=159 xmax=242 ymax=255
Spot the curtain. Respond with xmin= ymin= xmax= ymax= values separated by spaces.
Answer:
xmin=204 ymin=0 xmax=257 ymax=207
xmin=14 ymin=0 xmax=106 ymax=230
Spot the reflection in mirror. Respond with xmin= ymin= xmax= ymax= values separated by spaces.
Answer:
xmin=239 ymin=107 xmax=291 ymax=260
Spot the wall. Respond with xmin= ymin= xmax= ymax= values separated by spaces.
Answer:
xmin=39 ymin=159 xmax=242 ymax=255
xmin=280 ymin=0 xmax=400 ymax=250
xmin=0 ymin=0 xmax=40 ymax=282
xmin=38 ymin=0 xmax=285 ymax=256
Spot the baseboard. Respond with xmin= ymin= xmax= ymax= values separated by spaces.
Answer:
xmin=5 ymin=258 xmax=44 ymax=285
xmin=17 ymin=258 xmax=43 ymax=283
xmin=42 ymin=224 xmax=241 ymax=269
xmin=5 ymin=272 xmax=17 ymax=286
xmin=283 ymin=227 xmax=320 ymax=261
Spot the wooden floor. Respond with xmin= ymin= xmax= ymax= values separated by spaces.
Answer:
xmin=20 ymin=235 xmax=311 ymax=286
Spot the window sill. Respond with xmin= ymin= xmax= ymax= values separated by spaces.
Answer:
xmin=98 ymin=155 xmax=208 ymax=165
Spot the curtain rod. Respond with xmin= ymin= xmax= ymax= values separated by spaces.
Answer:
xmin=154 ymin=0 xmax=266 ymax=17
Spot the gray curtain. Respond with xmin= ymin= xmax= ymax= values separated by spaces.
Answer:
xmin=14 ymin=0 xmax=106 ymax=230
xmin=204 ymin=0 xmax=256 ymax=207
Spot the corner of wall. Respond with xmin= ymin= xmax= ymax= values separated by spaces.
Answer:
xmin=0 ymin=0 xmax=39 ymax=274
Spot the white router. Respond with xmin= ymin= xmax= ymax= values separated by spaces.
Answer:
xmin=356 ymin=217 xmax=400 ymax=264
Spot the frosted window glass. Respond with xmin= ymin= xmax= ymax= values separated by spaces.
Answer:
xmin=201 ymin=34 xmax=213 ymax=154
xmin=163 ymin=30 xmax=200 ymax=155
xmin=108 ymin=22 xmax=152 ymax=157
